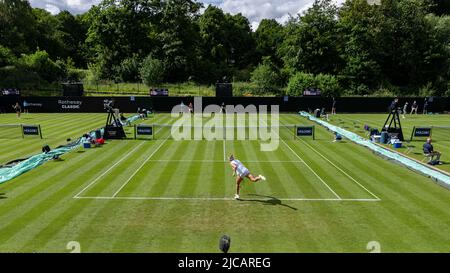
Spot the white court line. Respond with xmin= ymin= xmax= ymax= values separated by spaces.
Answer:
xmin=73 ymin=196 xmax=380 ymax=202
xmin=280 ymin=119 xmax=380 ymax=201
xmin=146 ymin=159 xmax=304 ymax=163
xmin=280 ymin=139 xmax=342 ymax=200
xmin=74 ymin=141 xmax=146 ymax=198
xmin=112 ymin=138 xmax=169 ymax=197
xmin=298 ymin=138 xmax=381 ymax=200
xmin=258 ymin=117 xmax=342 ymax=200
xmin=74 ymin=122 xmax=168 ymax=198
xmin=284 ymin=117 xmax=381 ymax=200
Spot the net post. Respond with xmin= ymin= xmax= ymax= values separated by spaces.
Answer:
xmin=38 ymin=124 xmax=42 ymax=139
xmin=313 ymin=125 xmax=315 ymax=140
xmin=134 ymin=124 xmax=136 ymax=140
xmin=21 ymin=124 xmax=24 ymax=138
xmin=410 ymin=126 xmax=415 ymax=141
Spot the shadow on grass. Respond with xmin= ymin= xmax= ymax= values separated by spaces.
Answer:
xmin=0 ymin=193 xmax=7 ymax=199
xmin=52 ymin=158 xmax=65 ymax=162
xmin=239 ymin=194 xmax=298 ymax=211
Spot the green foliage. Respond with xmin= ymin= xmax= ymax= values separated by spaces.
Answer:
xmin=18 ymin=50 xmax=66 ymax=82
xmin=1 ymin=0 xmax=450 ymax=96
xmin=197 ymin=5 xmax=256 ymax=82
xmin=370 ymin=0 xmax=441 ymax=88
xmin=315 ymin=73 xmax=342 ymax=97
xmin=286 ymin=72 xmax=317 ymax=96
xmin=231 ymin=81 xmax=260 ymax=96
xmin=0 ymin=65 xmax=41 ymax=88
xmin=338 ymin=0 xmax=381 ymax=91
xmin=54 ymin=11 xmax=89 ymax=67
xmin=419 ymin=82 xmax=437 ymax=97
xmin=279 ymin=0 xmax=342 ymax=75
xmin=140 ymin=55 xmax=165 ymax=86
xmin=0 ymin=0 xmax=37 ymax=55
xmin=119 ymin=54 xmax=141 ymax=82
xmin=250 ymin=64 xmax=281 ymax=95
xmin=233 ymin=68 xmax=253 ymax=82
xmin=287 ymin=72 xmax=341 ymax=97
xmin=84 ymin=63 xmax=102 ymax=84
xmin=67 ymin=69 xmax=87 ymax=82
xmin=0 ymin=45 xmax=16 ymax=67
xmin=255 ymin=19 xmax=284 ymax=66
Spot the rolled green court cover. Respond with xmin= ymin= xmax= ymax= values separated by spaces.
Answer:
xmin=299 ymin=111 xmax=450 ymax=189
xmin=0 ymin=115 xmax=140 ymax=184
xmin=0 ymin=138 xmax=83 ymax=184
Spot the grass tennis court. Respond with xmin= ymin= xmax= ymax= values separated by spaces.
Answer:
xmin=327 ymin=114 xmax=450 ymax=172
xmin=0 ymin=113 xmax=449 ymax=252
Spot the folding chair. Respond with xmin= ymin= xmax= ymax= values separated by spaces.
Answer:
xmin=422 ymin=153 xmax=433 ymax=163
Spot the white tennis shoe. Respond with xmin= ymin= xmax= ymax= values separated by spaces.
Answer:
xmin=234 ymin=194 xmax=240 ymax=200
xmin=259 ymin=175 xmax=266 ymax=181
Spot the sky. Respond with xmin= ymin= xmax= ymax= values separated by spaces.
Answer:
xmin=28 ymin=0 xmax=346 ymax=30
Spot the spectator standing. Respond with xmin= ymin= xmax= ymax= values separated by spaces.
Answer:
xmin=402 ymin=102 xmax=408 ymax=119
xmin=410 ymin=101 xmax=418 ymax=115
xmin=12 ymin=102 xmax=21 ymax=118
xmin=423 ymin=98 xmax=428 ymax=115
xmin=331 ymin=97 xmax=337 ymax=115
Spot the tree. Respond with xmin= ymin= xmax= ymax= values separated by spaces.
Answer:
xmin=286 ymin=72 xmax=317 ymax=96
xmin=119 ymin=54 xmax=141 ymax=82
xmin=32 ymin=8 xmax=65 ymax=61
xmin=338 ymin=0 xmax=381 ymax=93
xmin=225 ymin=13 xmax=256 ymax=69
xmin=286 ymin=72 xmax=341 ymax=97
xmin=250 ymin=63 xmax=281 ymax=95
xmin=315 ymin=73 xmax=342 ymax=97
xmin=18 ymin=49 xmax=66 ymax=82
xmin=153 ymin=0 xmax=202 ymax=82
xmin=140 ymin=55 xmax=164 ymax=86
xmin=0 ymin=0 xmax=37 ymax=55
xmin=85 ymin=0 xmax=159 ymax=80
xmin=198 ymin=6 xmax=256 ymax=82
xmin=279 ymin=0 xmax=343 ymax=75
xmin=424 ymin=14 xmax=450 ymax=95
xmin=0 ymin=45 xmax=15 ymax=67
xmin=254 ymin=19 xmax=284 ymax=66
xmin=371 ymin=0 xmax=445 ymax=90
xmin=198 ymin=5 xmax=231 ymax=80
xmin=55 ymin=11 xmax=89 ymax=67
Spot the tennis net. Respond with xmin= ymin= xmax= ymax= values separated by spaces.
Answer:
xmin=148 ymin=124 xmax=299 ymax=140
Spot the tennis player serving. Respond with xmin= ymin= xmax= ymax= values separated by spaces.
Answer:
xmin=229 ymin=155 xmax=266 ymax=200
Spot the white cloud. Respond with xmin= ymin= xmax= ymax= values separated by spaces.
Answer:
xmin=29 ymin=0 xmax=346 ymax=29
xmin=44 ymin=3 xmax=60 ymax=15
xmin=29 ymin=0 xmax=102 ymax=14
xmin=217 ymin=0 xmax=346 ymax=30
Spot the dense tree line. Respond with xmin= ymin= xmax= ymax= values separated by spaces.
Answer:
xmin=1 ymin=0 xmax=450 ymax=96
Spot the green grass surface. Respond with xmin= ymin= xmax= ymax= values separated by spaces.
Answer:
xmin=0 ymin=113 xmax=449 ymax=253
xmin=83 ymin=82 xmax=216 ymax=97
xmin=327 ymin=114 xmax=450 ymax=172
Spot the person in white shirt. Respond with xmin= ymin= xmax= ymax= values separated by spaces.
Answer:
xmin=229 ymin=155 xmax=266 ymax=200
